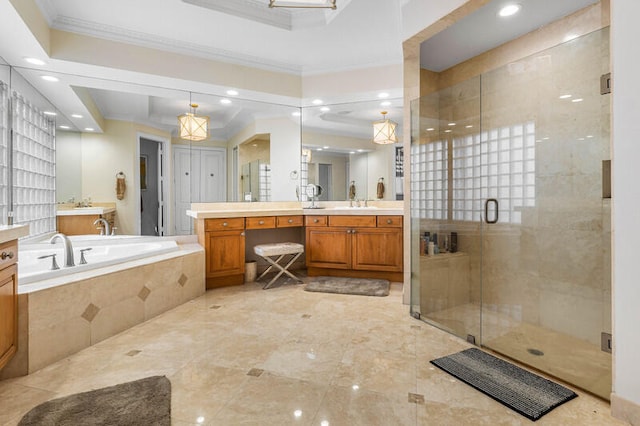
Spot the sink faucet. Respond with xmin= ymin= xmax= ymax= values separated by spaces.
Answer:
xmin=49 ymin=233 xmax=75 ymax=267
xmin=93 ymin=218 xmax=111 ymax=236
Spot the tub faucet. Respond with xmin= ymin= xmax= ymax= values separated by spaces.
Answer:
xmin=49 ymin=233 xmax=75 ymax=267
xmin=93 ymin=218 xmax=111 ymax=236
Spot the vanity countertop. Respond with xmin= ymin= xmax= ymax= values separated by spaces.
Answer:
xmin=0 ymin=224 xmax=29 ymax=244
xmin=56 ymin=207 xmax=116 ymax=216
xmin=187 ymin=201 xmax=404 ymax=219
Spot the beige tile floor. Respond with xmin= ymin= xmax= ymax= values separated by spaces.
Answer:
xmin=0 ymin=280 xmax=627 ymax=425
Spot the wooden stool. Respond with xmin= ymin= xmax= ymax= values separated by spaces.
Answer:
xmin=253 ymin=242 xmax=304 ymax=289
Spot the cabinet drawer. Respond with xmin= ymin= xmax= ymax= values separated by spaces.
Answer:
xmin=0 ymin=240 xmax=17 ymax=269
xmin=377 ymin=215 xmax=403 ymax=228
xmin=328 ymin=215 xmax=376 ymax=228
xmin=205 ymin=217 xmax=245 ymax=231
xmin=277 ymin=215 xmax=303 ymax=228
xmin=246 ymin=216 xmax=276 ymax=229
xmin=305 ymin=216 xmax=328 ymax=227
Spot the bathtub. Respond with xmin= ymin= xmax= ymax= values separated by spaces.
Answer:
xmin=18 ymin=235 xmax=180 ymax=285
xmin=1 ymin=234 xmax=205 ymax=378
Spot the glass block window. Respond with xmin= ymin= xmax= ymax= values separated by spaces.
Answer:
xmin=12 ymin=91 xmax=56 ymax=237
xmin=410 ymin=140 xmax=448 ymax=219
xmin=258 ymin=163 xmax=271 ymax=201
xmin=0 ymin=82 xmax=8 ymax=225
xmin=451 ymin=121 xmax=536 ymax=224
xmin=300 ymin=154 xmax=309 ymax=201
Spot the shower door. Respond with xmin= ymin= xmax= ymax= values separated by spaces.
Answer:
xmin=411 ymin=27 xmax=611 ymax=399
xmin=480 ymin=28 xmax=611 ymax=400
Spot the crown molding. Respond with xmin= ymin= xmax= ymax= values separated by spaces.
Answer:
xmin=34 ymin=0 xmax=57 ymax=26
xmin=51 ymin=15 xmax=303 ymax=75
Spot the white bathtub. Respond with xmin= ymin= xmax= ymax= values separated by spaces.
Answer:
xmin=18 ymin=235 xmax=180 ymax=285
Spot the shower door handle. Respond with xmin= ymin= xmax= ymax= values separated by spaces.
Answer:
xmin=485 ymin=198 xmax=499 ymax=224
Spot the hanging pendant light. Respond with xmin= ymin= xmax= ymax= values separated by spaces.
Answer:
xmin=178 ymin=100 xmax=209 ymax=141
xmin=372 ymin=111 xmax=398 ymax=144
xmin=269 ymin=0 xmax=336 ymax=9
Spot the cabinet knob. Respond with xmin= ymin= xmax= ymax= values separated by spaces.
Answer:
xmin=240 ymin=232 xmax=245 ymax=236
xmin=1 ymin=251 xmax=15 ymax=260
xmin=210 ymin=173 xmax=214 ymax=177
xmin=222 ymin=222 xmax=228 ymax=227
xmin=185 ymin=172 xmax=189 ymax=176
xmin=259 ymin=220 xmax=264 ymax=225
xmin=288 ymin=219 xmax=293 ymax=223
xmin=314 ymin=219 xmax=319 ymax=223
xmin=387 ymin=219 xmax=392 ymax=224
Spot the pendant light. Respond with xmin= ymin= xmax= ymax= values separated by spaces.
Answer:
xmin=269 ymin=0 xmax=336 ymax=9
xmin=372 ymin=111 xmax=398 ymax=144
xmin=178 ymin=96 xmax=209 ymax=141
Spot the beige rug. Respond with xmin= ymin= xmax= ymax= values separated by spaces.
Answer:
xmin=305 ymin=276 xmax=390 ymax=296
xmin=18 ymin=376 xmax=171 ymax=426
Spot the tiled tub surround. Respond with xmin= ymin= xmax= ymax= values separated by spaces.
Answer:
xmin=0 ymin=236 xmax=205 ymax=379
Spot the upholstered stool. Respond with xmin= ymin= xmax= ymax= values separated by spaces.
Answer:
xmin=253 ymin=242 xmax=304 ymax=289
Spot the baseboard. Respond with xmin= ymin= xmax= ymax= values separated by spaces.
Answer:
xmin=611 ymin=393 xmax=640 ymax=424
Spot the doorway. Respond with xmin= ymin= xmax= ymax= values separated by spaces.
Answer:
xmin=138 ymin=136 xmax=167 ymax=236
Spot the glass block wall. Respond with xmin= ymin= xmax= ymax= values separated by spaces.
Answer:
xmin=0 ymin=82 xmax=8 ymax=225
xmin=11 ymin=91 xmax=56 ymax=237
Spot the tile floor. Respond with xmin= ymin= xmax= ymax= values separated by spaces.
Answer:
xmin=0 ymin=280 xmax=627 ymax=425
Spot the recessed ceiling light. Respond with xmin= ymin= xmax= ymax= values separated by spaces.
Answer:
xmin=316 ymin=148 xmax=323 ymax=151
xmin=43 ymin=111 xmax=57 ymax=116
xmin=293 ymin=410 xmax=303 ymax=418
xmin=41 ymin=75 xmax=59 ymax=82
xmin=312 ymin=99 xmax=323 ymax=105
xmin=71 ymin=114 xmax=83 ymax=118
xmin=320 ymin=106 xmax=330 ymax=112
xmin=349 ymin=151 xmax=355 ymax=154
xmin=357 ymin=149 xmax=364 ymax=152
xmin=444 ymin=129 xmax=452 ymax=133
xmin=59 ymin=125 xmax=70 ymax=129
xmin=323 ymin=146 xmax=329 ymax=149
xmin=84 ymin=127 xmax=94 ymax=132
xmin=448 ymin=122 xmax=456 ymax=126
xmin=380 ymin=101 xmax=391 ymax=107
xmin=498 ymin=4 xmax=521 ymax=17
xmin=24 ymin=57 xmax=46 ymax=65
xmin=220 ymin=99 xmax=231 ymax=104
xmin=377 ymin=92 xmax=389 ymax=99
xmin=466 ymin=125 xmax=473 ymax=128
xmin=587 ymin=135 xmax=594 ymax=138
xmin=426 ymin=128 xmax=435 ymax=131
xmin=559 ymin=94 xmax=572 ymax=99
xmin=292 ymin=111 xmax=301 ymax=117
xmin=572 ymin=98 xmax=584 ymax=103
xmin=226 ymin=89 xmax=239 ymax=96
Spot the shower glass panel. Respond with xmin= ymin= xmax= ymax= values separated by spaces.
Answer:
xmin=410 ymin=76 xmax=482 ymax=344
xmin=410 ymin=27 xmax=611 ymax=399
xmin=480 ymin=28 xmax=611 ymax=400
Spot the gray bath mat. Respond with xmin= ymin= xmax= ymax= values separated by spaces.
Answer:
xmin=430 ymin=348 xmax=577 ymax=421
xmin=305 ymin=276 xmax=390 ymax=296
xmin=18 ymin=375 xmax=171 ymax=426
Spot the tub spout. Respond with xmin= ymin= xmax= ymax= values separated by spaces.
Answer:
xmin=49 ymin=233 xmax=75 ymax=267
xmin=93 ymin=218 xmax=111 ymax=236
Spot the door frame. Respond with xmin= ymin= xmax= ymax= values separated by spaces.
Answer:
xmin=136 ymin=132 xmax=171 ymax=236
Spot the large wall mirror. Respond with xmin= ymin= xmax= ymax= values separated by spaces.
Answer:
xmin=301 ymin=98 xmax=403 ymax=202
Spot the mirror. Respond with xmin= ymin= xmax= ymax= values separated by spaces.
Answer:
xmin=301 ymin=98 xmax=403 ymax=201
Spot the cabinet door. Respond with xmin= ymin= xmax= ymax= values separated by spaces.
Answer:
xmin=352 ymin=228 xmax=402 ymax=272
xmin=0 ymin=264 xmax=17 ymax=370
xmin=205 ymin=231 xmax=245 ymax=277
xmin=306 ymin=227 xmax=351 ymax=269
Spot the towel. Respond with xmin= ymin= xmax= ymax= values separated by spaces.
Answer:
xmin=348 ymin=182 xmax=356 ymax=200
xmin=377 ymin=180 xmax=385 ymax=199
xmin=116 ymin=176 xmax=126 ymax=200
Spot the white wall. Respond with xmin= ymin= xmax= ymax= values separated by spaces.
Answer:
xmin=55 ymin=131 xmax=82 ymax=203
xmin=401 ymin=0 xmax=468 ymax=41
xmin=612 ymin=0 xmax=640 ymax=411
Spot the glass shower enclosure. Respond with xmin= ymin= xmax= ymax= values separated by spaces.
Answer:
xmin=410 ymin=28 xmax=611 ymax=399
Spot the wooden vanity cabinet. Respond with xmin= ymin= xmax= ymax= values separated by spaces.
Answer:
xmin=306 ymin=215 xmax=403 ymax=281
xmin=0 ymin=240 xmax=18 ymax=370
xmin=199 ymin=218 xmax=245 ymax=288
xmin=57 ymin=211 xmax=115 ymax=235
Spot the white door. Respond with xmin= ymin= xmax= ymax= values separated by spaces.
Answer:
xmin=174 ymin=146 xmax=194 ymax=235
xmin=173 ymin=146 xmax=227 ymax=235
